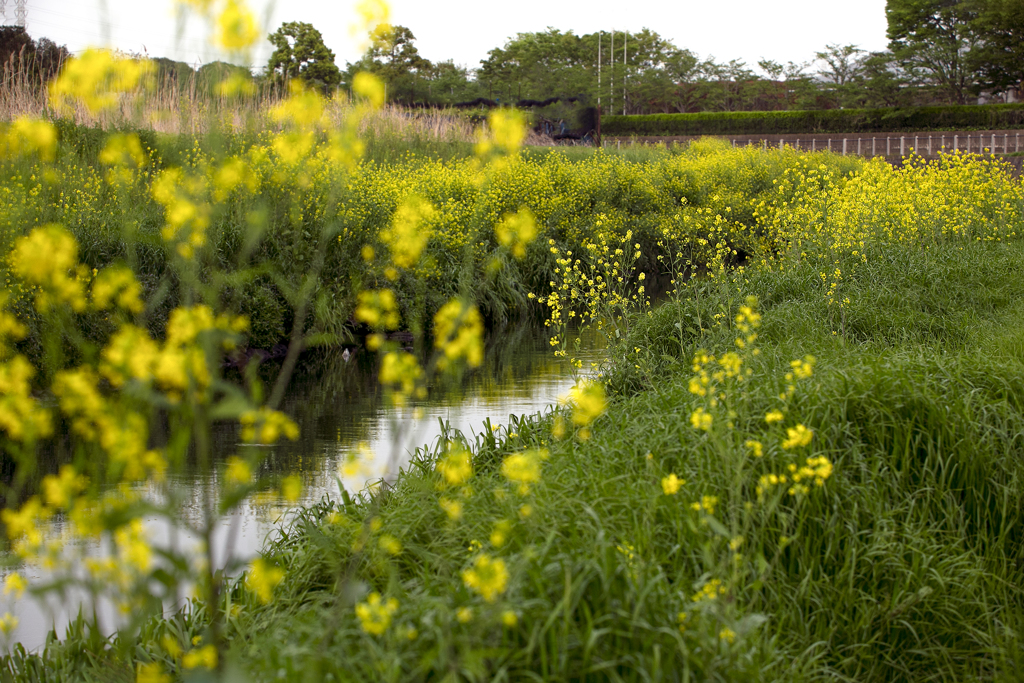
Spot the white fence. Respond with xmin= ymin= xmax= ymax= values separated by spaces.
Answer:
xmin=729 ymin=132 xmax=1024 ymax=157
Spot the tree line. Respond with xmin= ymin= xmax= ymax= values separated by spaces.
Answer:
xmin=1 ymin=26 xmax=69 ymax=83
xmin=268 ymin=1 xmax=1024 ymax=113
xmin=4 ymin=0 xmax=1022 ymax=114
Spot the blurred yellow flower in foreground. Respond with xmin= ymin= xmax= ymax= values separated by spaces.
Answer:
xmin=356 ymin=592 xmax=398 ymax=635
xmin=562 ymin=380 xmax=606 ymax=427
xmin=434 ymin=299 xmax=484 ymax=370
xmin=661 ymin=473 xmax=684 ymax=495
xmin=245 ymin=558 xmax=285 ymax=604
xmin=216 ymin=0 xmax=260 ymax=51
xmin=49 ymin=48 xmax=153 ymax=115
xmin=461 ymin=553 xmax=508 ymax=603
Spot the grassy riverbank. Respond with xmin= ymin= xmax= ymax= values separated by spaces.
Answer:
xmin=12 ymin=228 xmax=1024 ymax=682
xmin=4 ymin=92 xmax=1024 ymax=680
xmin=221 ymin=237 xmax=1024 ymax=682
xmin=1 ymin=124 xmax=863 ymax=353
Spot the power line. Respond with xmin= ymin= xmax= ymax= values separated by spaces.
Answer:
xmin=26 ymin=3 xmax=112 ymax=28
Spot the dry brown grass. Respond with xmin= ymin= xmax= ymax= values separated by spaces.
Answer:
xmin=1 ymin=63 xmax=482 ymax=144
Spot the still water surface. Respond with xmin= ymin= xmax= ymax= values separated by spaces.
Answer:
xmin=1 ymin=325 xmax=601 ymax=651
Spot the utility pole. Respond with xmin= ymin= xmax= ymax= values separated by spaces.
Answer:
xmin=610 ymin=30 xmax=614 ymax=115
xmin=597 ymin=31 xmax=602 ymax=113
xmin=623 ymin=31 xmax=627 ymax=116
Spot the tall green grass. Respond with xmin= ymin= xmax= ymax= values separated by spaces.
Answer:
xmin=11 ymin=238 xmax=1014 ymax=682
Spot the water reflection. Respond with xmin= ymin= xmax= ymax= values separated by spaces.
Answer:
xmin=1 ymin=325 xmax=601 ymax=651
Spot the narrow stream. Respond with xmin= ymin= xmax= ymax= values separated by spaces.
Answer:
xmin=0 ymin=325 xmax=601 ymax=651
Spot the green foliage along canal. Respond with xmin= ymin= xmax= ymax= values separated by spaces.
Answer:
xmin=0 ymin=325 xmax=599 ymax=652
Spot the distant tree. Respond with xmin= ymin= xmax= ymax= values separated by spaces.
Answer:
xmin=477 ymin=27 xmax=709 ymax=113
xmin=197 ymin=61 xmax=253 ymax=93
xmin=0 ymin=26 xmax=32 ymax=66
xmin=367 ymin=25 xmax=431 ymax=79
xmin=0 ymin=27 xmax=68 ymax=82
xmin=697 ymin=59 xmax=761 ymax=111
xmin=266 ymin=21 xmax=341 ymax=93
xmin=363 ymin=24 xmax=432 ymax=102
xmin=968 ymin=0 xmax=1024 ymax=97
xmin=886 ymin=0 xmax=979 ymax=103
xmin=814 ymin=44 xmax=865 ymax=107
xmin=758 ymin=59 xmax=817 ymax=109
xmin=856 ymin=50 xmax=916 ymax=107
xmin=663 ymin=49 xmax=710 ymax=112
xmin=479 ymin=28 xmax=592 ymax=103
xmin=614 ymin=28 xmax=687 ymax=114
xmin=424 ymin=60 xmax=481 ymax=104
xmin=153 ymin=57 xmax=196 ymax=90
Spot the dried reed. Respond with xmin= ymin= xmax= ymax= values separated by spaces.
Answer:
xmin=1 ymin=60 xmax=482 ymax=144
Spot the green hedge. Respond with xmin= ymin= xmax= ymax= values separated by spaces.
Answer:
xmin=603 ymin=104 xmax=1024 ymax=136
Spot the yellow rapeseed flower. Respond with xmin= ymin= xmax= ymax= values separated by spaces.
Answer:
xmin=224 ymin=456 xmax=251 ymax=486
xmin=49 ymin=48 xmax=153 ymax=115
xmin=378 ymin=351 xmax=422 ymax=403
xmin=781 ymin=424 xmax=814 ymax=450
xmin=280 ymin=475 xmax=302 ymax=502
xmin=690 ymin=407 xmax=712 ymax=431
xmin=436 ymin=445 xmax=473 ymax=486
xmin=355 ymin=592 xmax=398 ymax=635
xmin=215 ymin=0 xmax=260 ymax=50
xmin=135 ymin=662 xmax=171 ymax=683
xmin=115 ymin=519 xmax=152 ymax=572
xmin=245 ymin=558 xmax=285 ymax=604
xmin=461 ymin=553 xmax=509 ymax=603
xmin=355 ymin=289 xmax=400 ymax=330
xmin=10 ymin=225 xmax=87 ymax=313
xmin=91 ymin=266 xmax=143 ymax=314
xmin=352 ymin=71 xmax=386 ymax=107
xmin=0 ymin=613 xmax=18 ymax=636
xmin=98 ymin=133 xmax=146 ymax=169
xmin=378 ymin=534 xmax=402 ymax=555
xmin=182 ymin=645 xmax=217 ymax=670
xmin=690 ymin=495 xmax=719 ymax=516
xmin=41 ymin=465 xmax=87 ymax=509
xmin=433 ymin=299 xmax=483 ymax=370
xmin=381 ymin=195 xmax=434 ymax=269
xmin=1 ymin=117 xmax=57 ymax=161
xmin=475 ymin=109 xmax=527 ymax=157
xmin=495 ymin=208 xmax=538 ymax=259
xmin=691 ymin=578 xmax=726 ymax=602
xmin=439 ymin=497 xmax=463 ymax=520
xmin=3 ymin=573 xmax=26 ymax=599
xmin=239 ymin=407 xmax=300 ymax=444
xmin=501 ymin=449 xmax=545 ymax=495
xmin=354 ymin=0 xmax=390 ymax=31
xmin=563 ymin=380 xmax=606 ymax=427
xmin=661 ymin=473 xmax=684 ymax=495
xmin=490 ymin=519 xmax=511 ymax=547
xmin=0 ymin=356 xmax=53 ymax=441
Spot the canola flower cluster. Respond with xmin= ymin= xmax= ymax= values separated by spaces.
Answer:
xmin=340 ymin=368 xmax=608 ymax=642
xmin=643 ymin=297 xmax=838 ymax=647
xmin=0 ymin=221 xmax=308 ymax=643
xmin=1 ymin=2 xmax=1023 ymax=669
xmin=0 ymin=0 xmax=426 ymax=674
xmin=752 ymin=153 xmax=1024 ymax=326
xmin=538 ymin=225 xmax=648 ymax=370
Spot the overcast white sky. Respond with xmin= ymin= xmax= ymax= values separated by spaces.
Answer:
xmin=19 ymin=0 xmax=890 ymax=76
